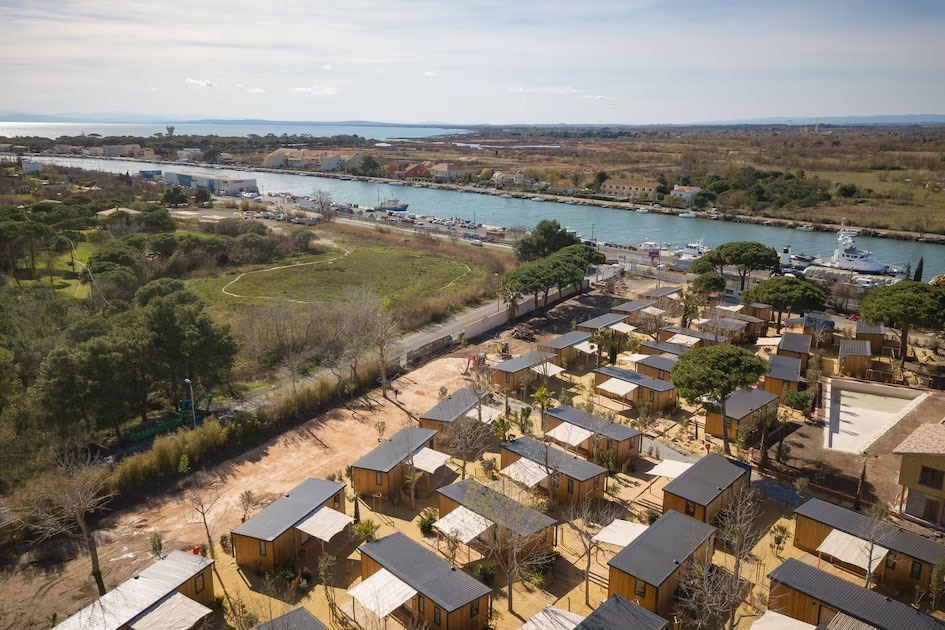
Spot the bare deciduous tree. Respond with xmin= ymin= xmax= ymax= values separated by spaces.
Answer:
xmin=446 ymin=415 xmax=494 ymax=480
xmin=187 ymin=475 xmax=222 ymax=559
xmin=14 ymin=448 xmax=114 ymax=596
xmin=566 ymin=497 xmax=625 ymax=606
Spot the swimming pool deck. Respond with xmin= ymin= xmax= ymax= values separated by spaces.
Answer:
xmin=823 ymin=378 xmax=929 ymax=454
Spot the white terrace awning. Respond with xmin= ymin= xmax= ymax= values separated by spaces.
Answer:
xmin=130 ymin=593 xmax=213 ymax=630
xmin=502 ymin=458 xmax=549 ymax=488
xmin=412 ymin=447 xmax=451 ymax=475
xmin=520 ymin=605 xmax=586 ymax=630
xmin=592 ymin=519 xmax=648 ymax=548
xmin=348 ymin=567 xmax=417 ymax=619
xmin=545 ymin=422 xmax=594 ymax=447
xmin=433 ymin=506 xmax=494 ymax=544
xmin=751 ymin=610 xmax=816 ymax=630
xmin=609 ymin=322 xmax=637 ymax=335
xmin=641 ymin=306 xmax=665 ymax=317
xmin=531 ymin=362 xmax=566 ymax=377
xmin=816 ymin=528 xmax=888 ymax=573
xmin=596 ymin=378 xmax=639 ymax=397
xmin=757 ymin=337 xmax=783 ymax=346
xmin=665 ymin=333 xmax=701 ymax=347
xmin=648 ymin=460 xmax=694 ymax=479
xmin=573 ymin=340 xmax=598 ymax=355
xmin=296 ymin=506 xmax=353 ymax=542
xmin=466 ymin=405 xmax=502 ymax=424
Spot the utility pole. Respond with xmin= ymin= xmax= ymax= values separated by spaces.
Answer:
xmin=184 ymin=378 xmax=196 ymax=429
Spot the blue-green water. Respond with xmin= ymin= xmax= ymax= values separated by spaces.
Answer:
xmin=31 ymin=156 xmax=944 ymax=277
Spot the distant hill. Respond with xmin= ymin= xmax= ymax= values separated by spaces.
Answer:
xmin=698 ymin=114 xmax=945 ymax=126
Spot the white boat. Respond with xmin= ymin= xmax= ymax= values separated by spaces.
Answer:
xmin=816 ymin=221 xmax=890 ymax=274
xmin=530 ymin=196 xmax=544 ymax=202
xmin=674 ymin=237 xmax=711 ymax=259
xmin=635 ymin=207 xmax=649 ymax=213
xmin=388 ymin=181 xmax=404 ymax=186
xmin=796 ymin=224 xmax=814 ymax=231
xmin=678 ymin=212 xmax=696 ymax=218
xmin=500 ymin=194 xmax=512 ymax=198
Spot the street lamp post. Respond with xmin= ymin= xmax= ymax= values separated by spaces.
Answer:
xmin=184 ymin=378 xmax=196 ymax=429
xmin=494 ymin=273 xmax=501 ymax=312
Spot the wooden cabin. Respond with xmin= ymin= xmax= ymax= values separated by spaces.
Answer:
xmin=537 ymin=330 xmax=592 ymax=366
xmin=575 ymin=313 xmax=635 ymax=349
xmin=640 ymin=339 xmax=691 ymax=358
xmin=634 ymin=353 xmax=678 ymax=382
xmin=231 ymin=478 xmax=348 ymax=573
xmin=693 ymin=316 xmax=748 ymax=344
xmin=793 ymin=497 xmax=945 ymax=594
xmin=575 ymin=594 xmax=668 ymax=630
xmin=353 ymin=532 xmax=491 ymax=630
xmin=768 ymin=558 xmax=943 ymax=630
xmin=419 ymin=388 xmax=488 ymax=448
xmin=253 ymin=608 xmax=329 ymax=630
xmin=55 ymin=551 xmax=215 ymax=630
xmin=658 ymin=325 xmax=720 ymax=348
xmin=593 ymin=366 xmax=678 ymax=413
xmin=763 ymin=354 xmax=802 ymax=397
xmin=704 ymin=388 xmax=779 ymax=442
xmin=894 ymin=424 xmax=945 ymax=526
xmin=743 ymin=302 xmax=773 ymax=324
xmin=839 ymin=339 xmax=871 ymax=378
xmin=639 ymin=286 xmax=682 ymax=311
xmin=802 ymin=312 xmax=835 ymax=347
xmin=544 ymin=406 xmax=643 ymax=471
xmin=500 ymin=436 xmax=607 ymax=505
xmin=436 ymin=479 xmax=556 ymax=553
xmin=856 ymin=320 xmax=886 ymax=356
xmin=350 ymin=427 xmax=443 ymax=499
xmin=607 ymin=510 xmax=716 ymax=617
xmin=662 ymin=453 xmax=751 ymax=524
xmin=777 ymin=332 xmax=812 ymax=372
xmin=610 ymin=299 xmax=655 ymax=319
xmin=490 ymin=350 xmax=559 ymax=393
xmin=705 ymin=306 xmax=767 ymax=338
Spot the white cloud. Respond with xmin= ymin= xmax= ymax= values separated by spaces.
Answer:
xmin=149 ymin=86 xmax=160 ymax=93
xmin=185 ymin=78 xmax=217 ymax=88
xmin=424 ymin=71 xmax=438 ymax=77
xmin=292 ymin=85 xmax=336 ymax=95
xmin=509 ymin=86 xmax=580 ymax=95
xmin=236 ymin=83 xmax=266 ymax=94
xmin=582 ymin=94 xmax=615 ymax=101
xmin=322 ymin=64 xmax=332 ymax=71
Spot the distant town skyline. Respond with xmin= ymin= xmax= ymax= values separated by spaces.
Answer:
xmin=2 ymin=0 xmax=944 ymax=125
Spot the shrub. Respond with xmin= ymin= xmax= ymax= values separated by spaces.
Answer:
xmin=219 ymin=534 xmax=231 ymax=554
xmin=475 ymin=560 xmax=496 ymax=586
xmin=783 ymin=389 xmax=813 ymax=412
xmin=646 ymin=509 xmax=659 ymax=525
xmin=418 ymin=509 xmax=437 ymax=537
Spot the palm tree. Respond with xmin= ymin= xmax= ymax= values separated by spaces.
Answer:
xmin=532 ymin=386 xmax=553 ymax=431
xmin=354 ymin=519 xmax=380 ymax=542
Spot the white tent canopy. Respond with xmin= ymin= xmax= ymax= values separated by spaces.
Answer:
xmin=433 ymin=506 xmax=494 ymax=544
xmin=520 ymin=605 xmax=585 ymax=630
xmin=531 ymin=362 xmax=566 ymax=377
xmin=412 ymin=447 xmax=451 ymax=475
xmin=502 ymin=458 xmax=549 ymax=487
xmin=348 ymin=568 xmax=417 ymax=619
xmin=466 ymin=405 xmax=502 ymax=424
xmin=545 ymin=422 xmax=594 ymax=447
xmin=750 ymin=610 xmax=816 ymax=630
xmin=597 ymin=378 xmax=639 ymax=397
xmin=647 ymin=460 xmax=694 ymax=479
xmin=618 ymin=352 xmax=650 ymax=365
xmin=816 ymin=529 xmax=888 ymax=573
xmin=757 ymin=337 xmax=782 ymax=346
xmin=609 ymin=322 xmax=637 ymax=335
xmin=665 ymin=333 xmax=700 ymax=347
xmin=296 ymin=506 xmax=353 ymax=542
xmin=130 ymin=593 xmax=212 ymax=630
xmin=573 ymin=340 xmax=598 ymax=355
xmin=641 ymin=306 xmax=665 ymax=316
xmin=592 ymin=519 xmax=648 ymax=548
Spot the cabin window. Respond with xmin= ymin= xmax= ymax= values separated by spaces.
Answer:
xmin=593 ymin=476 xmax=600 ymax=488
xmin=567 ymin=478 xmax=574 ymax=494
xmin=685 ymin=501 xmax=696 ymax=517
xmin=635 ymin=579 xmax=646 ymax=597
xmin=194 ymin=572 xmax=205 ymax=594
xmin=333 ymin=493 xmax=340 ymax=507
xmin=885 ymin=553 xmax=897 ymax=570
xmin=375 ymin=471 xmax=383 ymax=486
xmin=504 ymin=373 xmax=510 ymax=384
xmin=912 ymin=561 xmax=922 ymax=580
xmin=258 ymin=540 xmax=267 ymax=556
xmin=418 ymin=595 xmax=424 ymax=613
xmin=434 ymin=606 xmax=442 ymax=625
xmin=648 ymin=390 xmax=655 ymax=402
xmin=470 ymin=598 xmax=480 ymax=618
xmin=919 ymin=466 xmax=944 ymax=490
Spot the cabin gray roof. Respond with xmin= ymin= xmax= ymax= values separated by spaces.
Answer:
xmin=351 ymin=427 xmax=437 ymax=473
xmin=546 ymin=406 xmax=641 ymax=442
xmin=746 ymin=302 xmax=772 ymax=310
xmin=795 ymin=498 xmax=945 ymax=566
xmin=595 ymin=366 xmax=676 ymax=393
xmin=637 ymin=353 xmax=678 ymax=373
xmin=804 ymin=311 xmax=836 ymax=330
xmin=420 ymin=388 xmax=485 ymax=423
xmin=232 ymin=478 xmax=345 ymax=541
xmin=608 ymin=510 xmax=715 ymax=586
xmin=856 ymin=321 xmax=886 ymax=336
xmin=577 ymin=312 xmax=627 ymax=330
xmin=501 ymin=436 xmax=607 ymax=481
xmin=252 ymin=608 xmax=329 ymax=630
xmin=840 ymin=339 xmax=872 ymax=357
xmin=492 ymin=350 xmax=556 ymax=373
xmin=437 ymin=479 xmax=556 ymax=537
xmin=661 ymin=326 xmax=721 ymax=343
xmin=539 ymin=331 xmax=591 ymax=350
xmin=611 ymin=299 xmax=655 ymax=314
xmin=779 ymin=332 xmax=812 ymax=354
xmin=722 ymin=388 xmax=778 ymax=419
xmin=641 ymin=286 xmax=681 ymax=299
xmin=768 ymin=559 xmax=945 ymax=630
xmin=701 ymin=318 xmax=748 ymax=333
xmin=705 ymin=307 xmax=765 ymax=324
xmin=641 ymin=340 xmax=690 ymax=356
xmin=575 ymin=594 xmax=668 ymax=630
xmin=663 ymin=453 xmax=751 ymax=506
xmin=767 ymin=354 xmax=802 ymax=383
xmin=359 ymin=532 xmax=491 ymax=612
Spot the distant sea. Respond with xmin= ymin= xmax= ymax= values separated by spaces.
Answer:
xmin=0 ymin=121 xmax=468 ymax=140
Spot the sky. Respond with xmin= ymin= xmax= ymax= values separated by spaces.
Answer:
xmin=1 ymin=0 xmax=944 ymax=125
